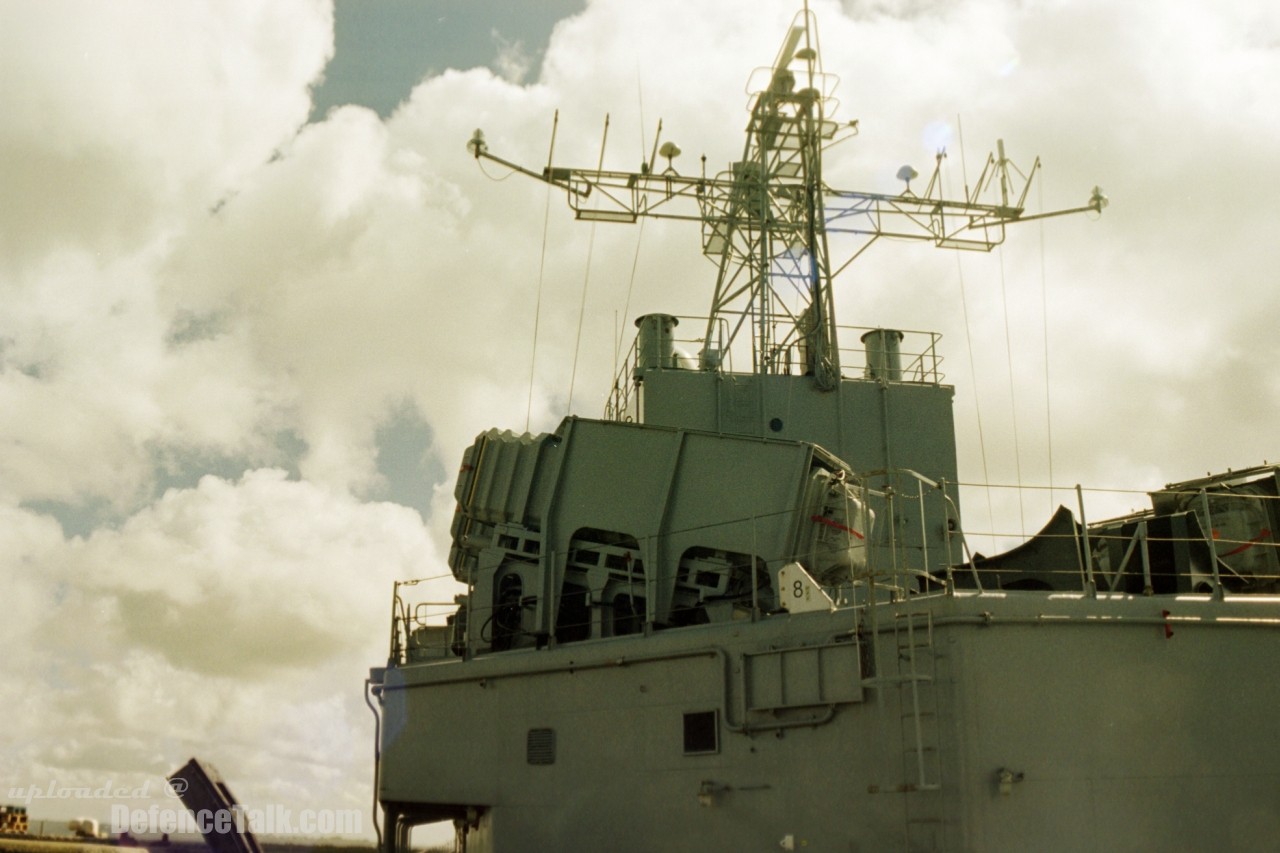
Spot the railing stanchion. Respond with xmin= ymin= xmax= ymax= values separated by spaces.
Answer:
xmin=1200 ymin=489 xmax=1225 ymax=600
xmin=940 ymin=478 xmax=955 ymax=594
xmin=1139 ymin=520 xmax=1153 ymax=595
xmin=1076 ymin=484 xmax=1097 ymax=597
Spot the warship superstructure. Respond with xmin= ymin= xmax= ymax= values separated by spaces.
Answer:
xmin=368 ymin=12 xmax=1280 ymax=851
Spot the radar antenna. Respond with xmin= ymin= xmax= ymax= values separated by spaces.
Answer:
xmin=468 ymin=10 xmax=1105 ymax=391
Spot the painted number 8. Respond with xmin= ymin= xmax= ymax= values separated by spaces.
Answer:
xmin=792 ymin=580 xmax=804 ymax=598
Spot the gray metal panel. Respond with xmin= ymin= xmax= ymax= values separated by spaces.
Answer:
xmin=654 ymin=430 xmax=814 ymax=600
xmin=640 ymin=370 xmax=718 ymax=431
xmin=639 ymin=370 xmax=958 ymax=488
xmin=641 ymin=370 xmax=962 ymax=579
xmin=381 ymin=595 xmax=1280 ymax=852
xmin=743 ymin=640 xmax=863 ymax=711
xmin=537 ymin=419 xmax=816 ymax=626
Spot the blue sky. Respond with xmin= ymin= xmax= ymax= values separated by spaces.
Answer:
xmin=314 ymin=0 xmax=585 ymax=118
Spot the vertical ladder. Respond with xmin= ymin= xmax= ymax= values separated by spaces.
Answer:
xmin=895 ymin=611 xmax=944 ymax=852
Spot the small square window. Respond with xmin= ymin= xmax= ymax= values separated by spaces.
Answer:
xmin=683 ymin=711 xmax=718 ymax=755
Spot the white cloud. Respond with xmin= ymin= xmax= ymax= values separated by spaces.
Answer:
xmin=491 ymin=29 xmax=532 ymax=84
xmin=0 ymin=0 xmax=332 ymax=506
xmin=1 ymin=472 xmax=432 ymax=822
xmin=65 ymin=470 xmax=428 ymax=675
xmin=0 ymin=0 xmax=332 ymax=268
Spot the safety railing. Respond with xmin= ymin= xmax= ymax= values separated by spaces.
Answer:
xmin=953 ymin=480 xmax=1280 ymax=598
xmin=387 ymin=472 xmax=1280 ymax=667
xmin=389 ymin=577 xmax=464 ymax=665
xmin=604 ymin=319 xmax=945 ymax=423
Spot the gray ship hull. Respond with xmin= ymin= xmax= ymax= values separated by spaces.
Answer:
xmin=370 ymin=10 xmax=1279 ymax=850
xmin=378 ymin=591 xmax=1280 ymax=851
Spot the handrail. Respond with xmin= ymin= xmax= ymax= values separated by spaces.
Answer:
xmin=388 ymin=469 xmax=1280 ymax=665
xmin=605 ymin=318 xmax=946 ymax=422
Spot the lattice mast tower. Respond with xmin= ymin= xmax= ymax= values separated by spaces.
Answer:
xmin=467 ymin=10 xmax=1105 ymax=392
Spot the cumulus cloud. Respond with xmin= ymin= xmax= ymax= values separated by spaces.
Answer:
xmin=67 ymin=470 xmax=428 ymax=676
xmin=491 ymin=29 xmax=533 ymax=84
xmin=3 ymin=0 xmax=1278 ymax=835
xmin=1 ymin=472 xmax=432 ymax=819
xmin=0 ymin=0 xmax=332 ymax=509
xmin=0 ymin=0 xmax=332 ymax=268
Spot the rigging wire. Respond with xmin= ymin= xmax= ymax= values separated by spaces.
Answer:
xmin=1039 ymin=177 xmax=1056 ymax=515
xmin=568 ymin=114 xmax=611 ymax=415
xmin=998 ymin=247 xmax=1028 ymax=536
xmin=610 ymin=75 xmax=651 ymax=395
xmin=476 ymin=159 xmax=518 ymax=182
xmin=567 ymin=222 xmax=599 ymax=415
xmin=954 ymin=255 xmax=997 ymax=553
xmin=526 ymin=182 xmax=553 ymax=432
xmin=525 ymin=115 xmax=561 ymax=432
xmin=953 ymin=114 xmax=997 ymax=549
xmin=615 ymin=218 xmax=647 ymax=372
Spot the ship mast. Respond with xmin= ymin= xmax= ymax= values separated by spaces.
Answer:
xmin=709 ymin=15 xmax=843 ymax=387
xmin=467 ymin=10 xmax=1105 ymax=391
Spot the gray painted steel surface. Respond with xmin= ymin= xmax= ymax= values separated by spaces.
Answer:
xmin=369 ymin=10 xmax=1279 ymax=851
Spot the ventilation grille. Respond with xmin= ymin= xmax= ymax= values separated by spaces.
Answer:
xmin=527 ymin=728 xmax=556 ymax=765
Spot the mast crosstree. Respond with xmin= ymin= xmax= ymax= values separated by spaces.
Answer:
xmin=467 ymin=10 xmax=1105 ymax=391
